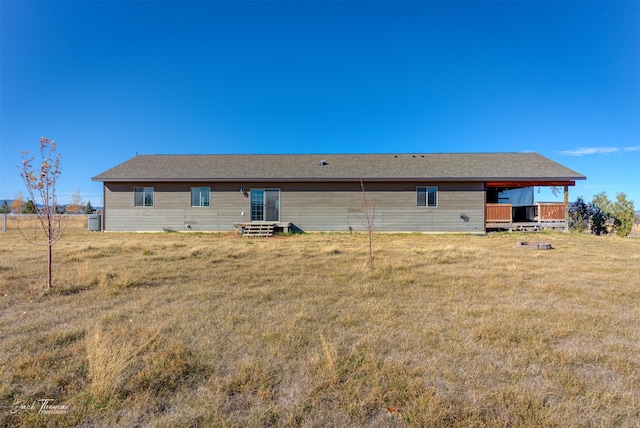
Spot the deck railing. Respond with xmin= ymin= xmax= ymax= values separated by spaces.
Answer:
xmin=486 ymin=203 xmax=512 ymax=222
xmin=538 ymin=203 xmax=565 ymax=221
xmin=486 ymin=202 xmax=566 ymax=227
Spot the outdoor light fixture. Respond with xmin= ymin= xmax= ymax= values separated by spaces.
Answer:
xmin=240 ymin=188 xmax=249 ymax=197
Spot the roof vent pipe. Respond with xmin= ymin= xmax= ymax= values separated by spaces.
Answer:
xmin=319 ymin=160 xmax=329 ymax=166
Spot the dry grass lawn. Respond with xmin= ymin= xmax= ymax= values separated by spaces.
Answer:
xmin=0 ymin=218 xmax=639 ymax=427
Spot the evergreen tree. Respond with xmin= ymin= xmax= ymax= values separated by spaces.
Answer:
xmin=611 ymin=193 xmax=635 ymax=237
xmin=0 ymin=200 xmax=8 ymax=214
xmin=590 ymin=205 xmax=608 ymax=235
xmin=84 ymin=200 xmax=94 ymax=214
xmin=590 ymin=192 xmax=613 ymax=235
xmin=569 ymin=196 xmax=591 ymax=232
xmin=23 ymin=199 xmax=37 ymax=214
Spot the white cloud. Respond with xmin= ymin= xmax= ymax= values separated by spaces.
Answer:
xmin=559 ymin=147 xmax=619 ymax=156
xmin=623 ymin=146 xmax=640 ymax=152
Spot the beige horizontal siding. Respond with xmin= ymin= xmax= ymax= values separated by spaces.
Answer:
xmin=104 ymin=181 xmax=485 ymax=232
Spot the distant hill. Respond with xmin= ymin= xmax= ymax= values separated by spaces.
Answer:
xmin=0 ymin=200 xmax=102 ymax=213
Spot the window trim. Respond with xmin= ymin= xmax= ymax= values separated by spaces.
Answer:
xmin=134 ymin=187 xmax=154 ymax=207
xmin=191 ymin=187 xmax=211 ymax=207
xmin=417 ymin=186 xmax=438 ymax=208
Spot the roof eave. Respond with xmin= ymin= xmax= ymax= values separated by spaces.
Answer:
xmin=92 ymin=176 xmax=586 ymax=183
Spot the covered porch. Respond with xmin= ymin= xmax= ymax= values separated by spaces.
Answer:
xmin=485 ymin=180 xmax=574 ymax=231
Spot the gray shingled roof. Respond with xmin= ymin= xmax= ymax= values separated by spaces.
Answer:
xmin=92 ymin=153 xmax=585 ymax=182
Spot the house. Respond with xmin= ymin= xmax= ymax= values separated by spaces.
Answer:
xmin=91 ymin=152 xmax=586 ymax=233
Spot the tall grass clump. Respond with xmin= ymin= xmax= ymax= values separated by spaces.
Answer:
xmin=86 ymin=322 xmax=163 ymax=402
xmin=86 ymin=319 xmax=201 ymax=410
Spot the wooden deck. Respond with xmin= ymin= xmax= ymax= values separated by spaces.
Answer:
xmin=242 ymin=223 xmax=274 ymax=237
xmin=486 ymin=221 xmax=566 ymax=231
xmin=485 ymin=203 xmax=566 ymax=231
xmin=233 ymin=222 xmax=292 ymax=236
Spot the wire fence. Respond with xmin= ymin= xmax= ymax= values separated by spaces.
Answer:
xmin=1 ymin=213 xmax=89 ymax=232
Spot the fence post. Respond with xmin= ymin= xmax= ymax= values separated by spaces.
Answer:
xmin=2 ymin=212 xmax=5 ymax=233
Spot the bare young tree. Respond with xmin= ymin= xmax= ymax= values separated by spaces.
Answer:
xmin=66 ymin=188 xmax=84 ymax=214
xmin=11 ymin=190 xmax=25 ymax=214
xmin=18 ymin=136 xmax=68 ymax=290
xmin=360 ymin=177 xmax=375 ymax=267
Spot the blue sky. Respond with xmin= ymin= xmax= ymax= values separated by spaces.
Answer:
xmin=1 ymin=1 xmax=638 ymax=207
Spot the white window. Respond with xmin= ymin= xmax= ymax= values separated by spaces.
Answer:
xmin=191 ymin=187 xmax=210 ymax=207
xmin=134 ymin=187 xmax=154 ymax=207
xmin=417 ymin=187 xmax=437 ymax=207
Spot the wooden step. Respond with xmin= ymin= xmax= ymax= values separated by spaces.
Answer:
xmin=242 ymin=223 xmax=275 ymax=237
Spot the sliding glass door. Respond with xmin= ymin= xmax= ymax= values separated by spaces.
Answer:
xmin=251 ymin=189 xmax=279 ymax=222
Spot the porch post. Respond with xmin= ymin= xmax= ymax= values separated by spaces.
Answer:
xmin=564 ymin=185 xmax=569 ymax=231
